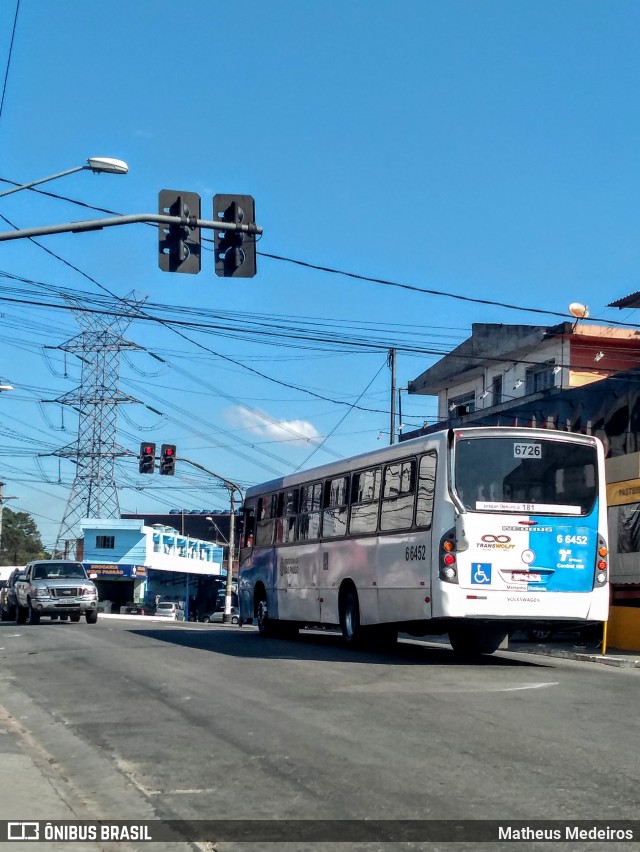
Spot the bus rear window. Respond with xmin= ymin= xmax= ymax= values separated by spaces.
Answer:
xmin=454 ymin=437 xmax=598 ymax=515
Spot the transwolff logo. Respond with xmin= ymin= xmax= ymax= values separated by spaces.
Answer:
xmin=479 ymin=534 xmax=514 ymax=550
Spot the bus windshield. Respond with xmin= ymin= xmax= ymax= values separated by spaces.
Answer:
xmin=453 ymin=436 xmax=598 ymax=515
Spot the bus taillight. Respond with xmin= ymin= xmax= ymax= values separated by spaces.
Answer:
xmin=439 ymin=530 xmax=458 ymax=583
xmin=595 ymin=535 xmax=608 ymax=585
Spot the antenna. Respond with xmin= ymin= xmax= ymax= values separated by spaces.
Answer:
xmin=569 ymin=302 xmax=589 ymax=332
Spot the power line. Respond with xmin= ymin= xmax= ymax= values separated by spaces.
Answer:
xmin=0 ymin=0 xmax=20 ymax=123
xmin=0 ymin=180 xmax=633 ymax=327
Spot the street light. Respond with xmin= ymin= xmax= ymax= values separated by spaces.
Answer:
xmin=205 ymin=516 xmax=229 ymax=545
xmin=0 ymin=157 xmax=129 ymax=199
xmin=205 ymin=516 xmax=235 ymax=612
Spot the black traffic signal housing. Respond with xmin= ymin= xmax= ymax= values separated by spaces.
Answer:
xmin=139 ymin=442 xmax=156 ymax=474
xmin=160 ymin=444 xmax=176 ymax=476
xmin=158 ymin=190 xmax=201 ymax=274
xmin=214 ymin=194 xmax=256 ymax=278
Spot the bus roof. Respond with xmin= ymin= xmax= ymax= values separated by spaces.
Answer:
xmin=243 ymin=426 xmax=600 ymax=501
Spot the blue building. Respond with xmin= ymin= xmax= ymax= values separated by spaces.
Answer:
xmin=79 ymin=519 xmax=225 ymax=615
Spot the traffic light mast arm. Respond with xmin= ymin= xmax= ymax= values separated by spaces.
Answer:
xmin=0 ymin=213 xmax=263 ymax=243
xmin=176 ymin=456 xmax=244 ymax=501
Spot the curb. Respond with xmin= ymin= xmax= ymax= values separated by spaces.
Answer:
xmin=513 ymin=644 xmax=640 ymax=668
xmin=98 ymin=613 xmax=240 ymax=626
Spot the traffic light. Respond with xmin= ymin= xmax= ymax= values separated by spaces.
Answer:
xmin=213 ymin=194 xmax=256 ymax=278
xmin=160 ymin=444 xmax=176 ymax=476
xmin=158 ymin=190 xmax=201 ymax=274
xmin=138 ymin=442 xmax=156 ymax=474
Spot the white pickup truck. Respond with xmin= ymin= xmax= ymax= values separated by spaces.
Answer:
xmin=15 ymin=560 xmax=99 ymax=625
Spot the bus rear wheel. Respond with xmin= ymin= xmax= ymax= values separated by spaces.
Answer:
xmin=449 ymin=626 xmax=507 ymax=656
xmin=340 ymin=589 xmax=363 ymax=647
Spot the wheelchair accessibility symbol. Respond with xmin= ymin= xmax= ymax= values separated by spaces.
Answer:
xmin=471 ymin=563 xmax=492 ymax=584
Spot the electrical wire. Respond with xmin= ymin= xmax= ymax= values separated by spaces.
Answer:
xmin=0 ymin=180 xmax=635 ymax=326
xmin=0 ymin=0 xmax=20 ymax=123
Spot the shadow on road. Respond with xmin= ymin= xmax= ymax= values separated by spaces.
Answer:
xmin=129 ymin=625 xmax=546 ymax=668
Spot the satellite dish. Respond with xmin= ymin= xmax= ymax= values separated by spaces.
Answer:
xmin=568 ymin=302 xmax=589 ymax=319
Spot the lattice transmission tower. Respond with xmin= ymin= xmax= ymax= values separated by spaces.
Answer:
xmin=52 ymin=293 xmax=146 ymax=558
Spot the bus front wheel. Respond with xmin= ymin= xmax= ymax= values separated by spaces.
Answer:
xmin=256 ymin=597 xmax=271 ymax=636
xmin=256 ymin=595 xmax=296 ymax=638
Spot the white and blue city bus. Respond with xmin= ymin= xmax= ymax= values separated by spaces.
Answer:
xmin=238 ymin=426 xmax=609 ymax=654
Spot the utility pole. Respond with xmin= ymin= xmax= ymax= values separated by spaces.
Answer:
xmin=397 ymin=387 xmax=407 ymax=443
xmin=173 ymin=456 xmax=243 ymax=624
xmin=388 ymin=348 xmax=397 ymax=445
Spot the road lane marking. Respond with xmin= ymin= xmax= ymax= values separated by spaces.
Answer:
xmin=336 ymin=681 xmax=559 ymax=694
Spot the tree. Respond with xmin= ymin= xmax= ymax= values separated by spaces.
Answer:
xmin=0 ymin=508 xmax=47 ymax=566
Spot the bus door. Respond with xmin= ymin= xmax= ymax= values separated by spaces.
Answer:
xmin=279 ymin=484 xmax=321 ymax=623
xmin=377 ymin=453 xmax=436 ymax=623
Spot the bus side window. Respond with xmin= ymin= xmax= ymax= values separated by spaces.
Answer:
xmin=256 ymin=494 xmax=277 ymax=546
xmin=415 ymin=452 xmax=437 ymax=528
xmin=299 ymin=482 xmax=321 ymax=540
xmin=275 ymin=492 xmax=285 ymax=544
xmin=322 ymin=475 xmax=349 ymax=538
xmin=278 ymin=488 xmax=299 ymax=543
xmin=349 ymin=467 xmax=381 ymax=535
xmin=242 ymin=504 xmax=256 ymax=549
xmin=381 ymin=459 xmax=416 ymax=531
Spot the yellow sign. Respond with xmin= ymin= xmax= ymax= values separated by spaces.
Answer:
xmin=607 ymin=478 xmax=640 ymax=506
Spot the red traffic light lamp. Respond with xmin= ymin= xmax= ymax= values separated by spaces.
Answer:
xmin=139 ymin=442 xmax=156 ymax=474
xmin=160 ymin=444 xmax=176 ymax=476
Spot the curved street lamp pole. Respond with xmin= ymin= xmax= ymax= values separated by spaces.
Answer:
xmin=0 ymin=157 xmax=128 ymax=199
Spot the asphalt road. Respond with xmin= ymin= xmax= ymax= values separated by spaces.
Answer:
xmin=1 ymin=617 xmax=639 ymax=851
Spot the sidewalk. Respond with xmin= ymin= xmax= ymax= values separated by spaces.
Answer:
xmin=0 ymin=705 xmax=114 ymax=851
xmin=400 ymin=632 xmax=640 ymax=668
xmin=510 ymin=639 xmax=640 ymax=668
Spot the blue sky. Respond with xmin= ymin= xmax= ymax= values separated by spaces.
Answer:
xmin=0 ymin=0 xmax=639 ymax=549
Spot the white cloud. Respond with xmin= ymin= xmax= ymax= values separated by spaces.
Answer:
xmin=226 ymin=406 xmax=320 ymax=445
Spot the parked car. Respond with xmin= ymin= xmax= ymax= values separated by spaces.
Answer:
xmin=14 ymin=561 xmax=99 ymax=625
xmin=200 ymin=606 xmax=240 ymax=625
xmin=154 ymin=602 xmax=184 ymax=621
xmin=0 ymin=568 xmax=23 ymax=621
xmin=123 ymin=604 xmax=148 ymax=615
